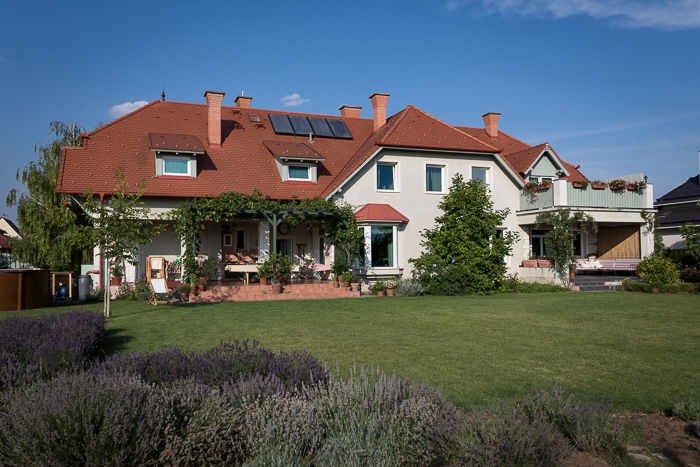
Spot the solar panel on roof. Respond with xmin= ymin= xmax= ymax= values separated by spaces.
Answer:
xmin=326 ymin=119 xmax=352 ymax=139
xmin=269 ymin=114 xmax=294 ymax=135
xmin=308 ymin=117 xmax=334 ymax=137
xmin=288 ymin=116 xmax=313 ymax=136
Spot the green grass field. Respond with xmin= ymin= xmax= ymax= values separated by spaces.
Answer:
xmin=4 ymin=292 xmax=698 ymax=412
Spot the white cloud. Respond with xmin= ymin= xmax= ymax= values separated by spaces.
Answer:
xmin=280 ymin=92 xmax=310 ymax=107
xmin=449 ymin=0 xmax=700 ymax=30
xmin=109 ymin=100 xmax=149 ymax=118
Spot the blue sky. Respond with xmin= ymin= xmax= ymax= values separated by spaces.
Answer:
xmin=1 ymin=0 xmax=699 ymax=221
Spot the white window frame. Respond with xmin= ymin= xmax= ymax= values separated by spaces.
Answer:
xmin=361 ymin=224 xmax=398 ymax=269
xmin=222 ymin=233 xmax=233 ymax=247
xmin=470 ymin=166 xmax=490 ymax=185
xmin=424 ymin=163 xmax=446 ymax=194
xmin=376 ymin=162 xmax=399 ymax=192
xmin=287 ymin=163 xmax=312 ymax=181
xmin=162 ymin=155 xmax=193 ymax=177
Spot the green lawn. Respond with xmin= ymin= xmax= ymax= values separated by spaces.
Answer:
xmin=4 ymin=292 xmax=698 ymax=412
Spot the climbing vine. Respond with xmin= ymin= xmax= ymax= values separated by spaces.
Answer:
xmin=169 ymin=191 xmax=362 ymax=285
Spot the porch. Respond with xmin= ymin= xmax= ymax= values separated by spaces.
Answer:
xmin=121 ymin=217 xmax=335 ymax=285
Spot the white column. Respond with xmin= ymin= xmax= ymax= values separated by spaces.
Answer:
xmin=258 ymin=220 xmax=270 ymax=260
xmin=392 ymin=225 xmax=399 ymax=268
xmin=640 ymin=224 xmax=654 ymax=257
xmin=363 ymin=226 xmax=372 ymax=267
xmin=554 ymin=179 xmax=568 ymax=206
xmin=644 ymin=183 xmax=654 ymax=209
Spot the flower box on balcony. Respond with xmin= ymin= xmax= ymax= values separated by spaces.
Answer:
xmin=523 ymin=181 xmax=551 ymax=193
xmin=626 ymin=182 xmax=646 ymax=192
xmin=572 ymin=181 xmax=589 ymax=189
xmin=591 ymin=182 xmax=607 ymax=190
xmin=522 ymin=259 xmax=538 ymax=267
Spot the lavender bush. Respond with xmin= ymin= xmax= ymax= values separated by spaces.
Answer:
xmin=456 ymin=413 xmax=573 ymax=466
xmin=0 ymin=311 xmax=105 ymax=389
xmin=93 ymin=340 xmax=327 ymax=389
xmin=512 ymin=388 xmax=624 ymax=453
xmin=0 ymin=372 xmax=168 ymax=466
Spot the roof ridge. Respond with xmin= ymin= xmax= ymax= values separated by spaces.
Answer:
xmin=160 ymin=100 xmax=374 ymax=120
xmin=381 ymin=106 xmax=499 ymax=152
xmin=409 ymin=106 xmax=500 ymax=152
xmin=374 ymin=106 xmax=412 ymax=143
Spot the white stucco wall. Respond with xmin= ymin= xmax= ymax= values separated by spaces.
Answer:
xmin=332 ymin=148 xmax=527 ymax=276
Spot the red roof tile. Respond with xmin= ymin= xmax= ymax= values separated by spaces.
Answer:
xmin=355 ymin=204 xmax=409 ymax=223
xmin=57 ymin=98 xmax=589 ymax=199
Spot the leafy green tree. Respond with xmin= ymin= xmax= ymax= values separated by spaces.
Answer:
xmin=81 ymin=170 xmax=161 ymax=317
xmin=410 ymin=174 xmax=517 ymax=294
xmin=535 ymin=209 xmax=597 ymax=285
xmin=5 ymin=122 xmax=91 ymax=271
xmin=680 ymin=202 xmax=700 ymax=260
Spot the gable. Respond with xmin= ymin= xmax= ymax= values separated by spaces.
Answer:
xmin=529 ymin=152 xmax=560 ymax=177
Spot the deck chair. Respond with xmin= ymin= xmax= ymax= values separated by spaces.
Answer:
xmin=149 ymin=278 xmax=171 ymax=305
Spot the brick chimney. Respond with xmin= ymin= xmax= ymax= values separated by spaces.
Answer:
xmin=235 ymin=95 xmax=253 ymax=108
xmin=339 ymin=105 xmax=362 ymax=118
xmin=482 ymin=112 xmax=501 ymax=139
xmin=369 ymin=93 xmax=390 ymax=131
xmin=204 ymin=91 xmax=225 ymax=147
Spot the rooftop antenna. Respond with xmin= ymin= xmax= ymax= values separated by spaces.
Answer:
xmin=161 ymin=85 xmax=166 ymax=101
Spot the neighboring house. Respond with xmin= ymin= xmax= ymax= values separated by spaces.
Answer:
xmin=654 ymin=154 xmax=700 ymax=249
xmin=56 ymin=91 xmax=655 ymax=284
xmin=0 ymin=217 xmax=21 ymax=239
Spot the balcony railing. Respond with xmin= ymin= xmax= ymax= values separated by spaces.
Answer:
xmin=519 ymin=180 xmax=652 ymax=211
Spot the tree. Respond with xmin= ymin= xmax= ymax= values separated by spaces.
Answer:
xmin=535 ymin=209 xmax=597 ymax=286
xmin=678 ymin=200 xmax=700 ymax=261
xmin=5 ymin=122 xmax=91 ymax=271
xmin=410 ymin=174 xmax=517 ymax=294
xmin=80 ymin=170 xmax=161 ymax=317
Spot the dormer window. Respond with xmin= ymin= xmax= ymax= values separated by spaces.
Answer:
xmin=288 ymin=164 xmax=311 ymax=181
xmin=148 ymin=133 xmax=204 ymax=179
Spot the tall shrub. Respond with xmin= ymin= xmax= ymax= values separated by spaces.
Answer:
xmin=411 ymin=174 xmax=517 ymax=294
xmin=636 ymin=254 xmax=681 ymax=285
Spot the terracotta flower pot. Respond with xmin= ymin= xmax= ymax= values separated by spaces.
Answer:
xmin=386 ymin=289 xmax=395 ymax=296
xmin=537 ymin=259 xmax=552 ymax=268
xmin=343 ymin=281 xmax=351 ymax=288
xmin=259 ymin=277 xmax=268 ymax=285
xmin=572 ymin=182 xmax=586 ymax=189
xmin=591 ymin=183 xmax=606 ymax=189
xmin=271 ymin=283 xmax=283 ymax=294
xmin=350 ymin=282 xmax=360 ymax=291
xmin=110 ymin=277 xmax=122 ymax=286
xmin=522 ymin=259 xmax=538 ymax=268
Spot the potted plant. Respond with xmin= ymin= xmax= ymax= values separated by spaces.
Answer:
xmin=341 ymin=271 xmax=352 ymax=289
xmin=608 ymin=178 xmax=627 ymax=193
xmin=572 ymin=181 xmax=589 ymax=189
xmin=260 ymin=253 xmax=291 ymax=294
xmin=569 ymin=264 xmax=577 ymax=280
xmin=627 ymin=181 xmax=646 ymax=192
xmin=110 ymin=264 xmax=123 ymax=286
xmin=591 ymin=180 xmax=607 ymax=189
xmin=537 ymin=257 xmax=553 ymax=268
xmin=256 ymin=262 xmax=272 ymax=285
xmin=331 ymin=258 xmax=350 ymax=288
xmin=350 ymin=274 xmax=360 ymax=292
xmin=385 ymin=279 xmax=397 ymax=296
xmin=178 ymin=283 xmax=191 ymax=302
xmin=371 ymin=281 xmax=387 ymax=296
xmin=195 ymin=277 xmax=207 ymax=293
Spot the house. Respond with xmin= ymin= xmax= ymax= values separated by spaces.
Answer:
xmin=0 ymin=217 xmax=20 ymax=240
xmin=57 ymin=91 xmax=655 ymax=286
xmin=654 ymin=153 xmax=700 ymax=249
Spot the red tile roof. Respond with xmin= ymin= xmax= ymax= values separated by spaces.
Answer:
xmin=57 ymin=98 xmax=589 ymax=199
xmin=355 ymin=204 xmax=409 ymax=223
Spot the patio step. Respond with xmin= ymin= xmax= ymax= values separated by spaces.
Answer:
xmin=189 ymin=282 xmax=361 ymax=303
